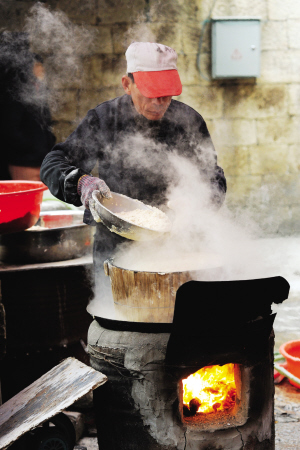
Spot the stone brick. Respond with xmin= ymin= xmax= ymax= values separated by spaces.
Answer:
xmin=77 ymin=90 xmax=104 ymax=118
xmin=150 ymin=0 xmax=202 ymax=25
xmin=217 ymin=145 xmax=250 ymax=177
xmin=261 ymin=21 xmax=288 ymax=51
xmin=199 ymin=0 xmax=229 ymax=21
xmin=287 ymin=20 xmax=300 ymax=49
xmin=224 ymin=84 xmax=287 ymax=119
xmin=287 ymin=206 xmax=300 ymax=234
xmin=249 ymin=144 xmax=289 ymax=176
xmin=225 ymin=175 xmax=294 ymax=234
xmin=29 ymin=10 xmax=96 ymax=58
xmin=51 ymin=90 xmax=78 ymax=121
xmin=194 ymin=0 xmax=209 ymax=22
xmin=180 ymin=85 xmax=223 ymax=119
xmin=263 ymin=173 xmax=300 ymax=205
xmin=0 ymin=1 xmax=35 ymax=30
xmin=256 ymin=117 xmax=300 ymax=145
xmin=277 ymin=206 xmax=300 ymax=235
xmin=260 ymin=50 xmax=300 ymax=83
xmin=85 ymin=54 xmax=125 ymax=89
xmin=205 ymin=118 xmax=213 ymax=130
xmin=287 ymin=144 xmax=300 ymax=174
xmin=268 ymin=0 xmax=300 ymax=20
xmin=177 ymin=53 xmax=211 ymax=86
xmin=101 ymin=55 xmax=126 ymax=86
xmin=122 ymin=21 xmax=183 ymax=54
xmin=118 ymin=22 xmax=158 ymax=53
xmin=151 ymin=22 xmax=183 ymax=52
xmin=48 ymin=64 xmax=86 ymax=91
xmin=268 ymin=0 xmax=290 ymax=20
xmin=97 ymin=0 xmax=146 ymax=24
xmin=225 ymin=0 xmax=268 ymax=19
xmin=88 ymin=25 xmax=113 ymax=55
xmin=177 ymin=54 xmax=198 ymax=85
xmin=247 ymin=184 xmax=277 ymax=210
xmin=254 ymin=204 xmax=291 ymax=235
xmin=224 ymin=174 xmax=263 ymax=206
xmin=52 ymin=121 xmax=78 ymax=143
xmin=291 ymin=205 xmax=300 ymax=221
xmin=149 ymin=0 xmax=182 ymax=23
xmin=111 ymin=23 xmax=130 ymax=54
xmin=288 ymin=84 xmax=300 ymax=115
xmin=181 ymin=22 xmax=211 ymax=55
xmin=209 ymin=119 xmax=257 ymax=146
xmin=196 ymin=51 xmax=212 ymax=84
xmin=54 ymin=0 xmax=98 ymax=25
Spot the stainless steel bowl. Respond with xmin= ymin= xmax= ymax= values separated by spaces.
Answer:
xmin=38 ymin=210 xmax=85 ymax=228
xmin=0 ymin=210 xmax=93 ymax=264
xmin=91 ymin=191 xmax=170 ymax=241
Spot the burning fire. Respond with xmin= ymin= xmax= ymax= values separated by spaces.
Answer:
xmin=182 ymin=364 xmax=236 ymax=416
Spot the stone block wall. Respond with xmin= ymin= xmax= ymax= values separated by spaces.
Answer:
xmin=1 ymin=0 xmax=299 ymax=234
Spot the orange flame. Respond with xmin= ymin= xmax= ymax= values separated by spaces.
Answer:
xmin=182 ymin=364 xmax=236 ymax=415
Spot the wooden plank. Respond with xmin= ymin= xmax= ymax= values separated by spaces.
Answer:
xmin=0 ymin=357 xmax=107 ymax=449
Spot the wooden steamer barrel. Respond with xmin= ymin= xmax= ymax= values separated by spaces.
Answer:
xmin=103 ymin=254 xmax=222 ymax=323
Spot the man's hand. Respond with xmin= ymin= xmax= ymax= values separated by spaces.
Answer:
xmin=77 ymin=175 xmax=112 ymax=209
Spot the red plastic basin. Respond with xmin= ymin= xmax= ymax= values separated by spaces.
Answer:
xmin=280 ymin=340 xmax=300 ymax=389
xmin=0 ymin=181 xmax=48 ymax=234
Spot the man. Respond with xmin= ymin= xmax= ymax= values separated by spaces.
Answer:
xmin=0 ymin=32 xmax=55 ymax=181
xmin=41 ymin=42 xmax=226 ymax=272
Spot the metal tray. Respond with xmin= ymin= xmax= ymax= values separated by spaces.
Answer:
xmin=0 ymin=210 xmax=93 ymax=264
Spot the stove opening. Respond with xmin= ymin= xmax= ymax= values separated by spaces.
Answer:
xmin=180 ymin=364 xmax=249 ymax=430
xmin=183 ymin=363 xmax=236 ymax=416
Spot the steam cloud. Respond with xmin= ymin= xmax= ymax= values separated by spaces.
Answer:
xmin=24 ymin=3 xmax=96 ymax=110
xmin=0 ymin=30 xmax=47 ymax=107
xmin=122 ymin=18 xmax=156 ymax=49
xmin=112 ymin=152 xmax=269 ymax=280
xmin=121 ymin=0 xmax=181 ymax=50
xmin=0 ymin=3 xmax=96 ymax=111
xmin=89 ymin=139 xmax=281 ymax=320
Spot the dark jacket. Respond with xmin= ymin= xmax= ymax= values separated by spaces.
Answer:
xmin=0 ymin=96 xmax=55 ymax=180
xmin=41 ymin=95 xmax=226 ymax=258
xmin=0 ymin=31 xmax=55 ymax=180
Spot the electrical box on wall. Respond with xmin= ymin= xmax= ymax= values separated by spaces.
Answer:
xmin=211 ymin=18 xmax=261 ymax=79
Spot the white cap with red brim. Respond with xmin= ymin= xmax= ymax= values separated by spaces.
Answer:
xmin=125 ymin=42 xmax=182 ymax=98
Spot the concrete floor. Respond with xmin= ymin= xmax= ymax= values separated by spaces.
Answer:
xmin=275 ymin=380 xmax=300 ymax=449
xmin=262 ymin=236 xmax=300 ymax=351
xmin=258 ymin=237 xmax=300 ymax=448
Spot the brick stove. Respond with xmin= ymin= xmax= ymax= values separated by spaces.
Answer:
xmin=88 ymin=277 xmax=289 ymax=450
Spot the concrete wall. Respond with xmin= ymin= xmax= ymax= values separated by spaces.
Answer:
xmin=1 ymin=0 xmax=299 ymax=234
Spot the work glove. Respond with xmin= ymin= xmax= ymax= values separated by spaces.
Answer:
xmin=89 ymin=196 xmax=102 ymax=223
xmin=77 ymin=175 xmax=112 ymax=209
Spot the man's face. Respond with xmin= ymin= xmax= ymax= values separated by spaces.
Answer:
xmin=122 ymin=76 xmax=172 ymax=121
xmin=33 ymin=62 xmax=45 ymax=81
